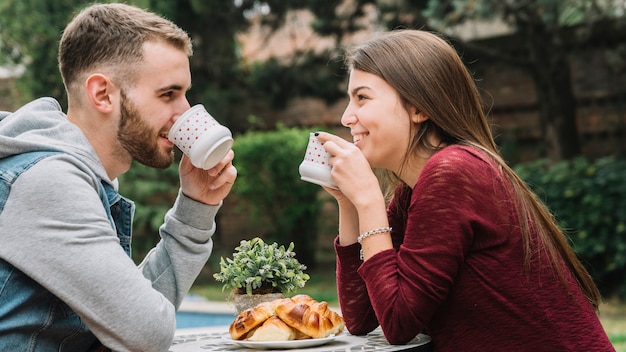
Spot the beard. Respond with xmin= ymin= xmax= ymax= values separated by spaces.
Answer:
xmin=117 ymin=91 xmax=174 ymax=169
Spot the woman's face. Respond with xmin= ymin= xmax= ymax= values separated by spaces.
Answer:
xmin=341 ymin=69 xmax=413 ymax=171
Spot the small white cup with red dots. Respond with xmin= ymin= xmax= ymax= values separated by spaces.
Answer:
xmin=298 ymin=132 xmax=338 ymax=189
xmin=168 ymin=104 xmax=233 ymax=170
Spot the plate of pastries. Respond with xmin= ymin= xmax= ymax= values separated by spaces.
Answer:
xmin=225 ymin=294 xmax=345 ymax=349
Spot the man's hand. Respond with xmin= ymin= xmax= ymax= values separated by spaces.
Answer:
xmin=179 ymin=150 xmax=237 ymax=205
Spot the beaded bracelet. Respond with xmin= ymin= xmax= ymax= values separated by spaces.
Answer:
xmin=358 ymin=227 xmax=392 ymax=260
xmin=357 ymin=227 xmax=392 ymax=244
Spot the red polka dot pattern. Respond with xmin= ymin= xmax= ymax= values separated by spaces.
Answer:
xmin=171 ymin=111 xmax=219 ymax=153
xmin=304 ymin=137 xmax=330 ymax=165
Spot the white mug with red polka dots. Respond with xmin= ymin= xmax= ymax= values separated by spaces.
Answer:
xmin=168 ymin=104 xmax=233 ymax=170
xmin=298 ymin=132 xmax=338 ymax=189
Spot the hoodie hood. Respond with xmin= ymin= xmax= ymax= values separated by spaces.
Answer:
xmin=0 ymin=97 xmax=112 ymax=186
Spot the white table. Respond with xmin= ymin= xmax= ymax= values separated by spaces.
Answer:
xmin=169 ymin=326 xmax=432 ymax=351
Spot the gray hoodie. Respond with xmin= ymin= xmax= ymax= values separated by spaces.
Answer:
xmin=0 ymin=97 xmax=220 ymax=351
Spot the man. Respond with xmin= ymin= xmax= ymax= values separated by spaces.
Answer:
xmin=0 ymin=3 xmax=237 ymax=351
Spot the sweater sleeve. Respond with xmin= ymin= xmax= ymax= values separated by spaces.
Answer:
xmin=334 ymin=185 xmax=411 ymax=336
xmin=334 ymin=236 xmax=379 ymax=335
xmin=356 ymin=146 xmax=505 ymax=344
xmin=138 ymin=189 xmax=219 ymax=309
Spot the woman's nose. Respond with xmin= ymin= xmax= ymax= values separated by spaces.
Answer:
xmin=340 ymin=106 xmax=357 ymax=127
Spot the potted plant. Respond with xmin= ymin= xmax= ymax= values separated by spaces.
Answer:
xmin=213 ymin=237 xmax=311 ymax=312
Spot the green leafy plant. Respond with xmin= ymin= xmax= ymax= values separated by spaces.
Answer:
xmin=514 ymin=156 xmax=626 ymax=298
xmin=213 ymin=237 xmax=311 ymax=295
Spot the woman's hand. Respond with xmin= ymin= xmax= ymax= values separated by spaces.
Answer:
xmin=315 ymin=132 xmax=383 ymax=209
xmin=316 ymin=132 xmax=389 ymax=250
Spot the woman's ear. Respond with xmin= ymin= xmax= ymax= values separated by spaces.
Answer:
xmin=85 ymin=73 xmax=116 ymax=114
xmin=410 ymin=110 xmax=429 ymax=124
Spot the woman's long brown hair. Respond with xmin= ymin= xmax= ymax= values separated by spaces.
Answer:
xmin=345 ymin=29 xmax=601 ymax=309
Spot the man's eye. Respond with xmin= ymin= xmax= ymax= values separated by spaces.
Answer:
xmin=162 ymin=91 xmax=174 ymax=98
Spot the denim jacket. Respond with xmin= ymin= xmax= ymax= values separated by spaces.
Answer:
xmin=0 ymin=151 xmax=134 ymax=351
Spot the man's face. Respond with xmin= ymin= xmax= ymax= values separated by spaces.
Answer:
xmin=116 ymin=41 xmax=192 ymax=169
xmin=117 ymin=91 xmax=174 ymax=169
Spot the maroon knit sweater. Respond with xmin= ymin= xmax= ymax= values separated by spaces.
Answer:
xmin=335 ymin=145 xmax=614 ymax=352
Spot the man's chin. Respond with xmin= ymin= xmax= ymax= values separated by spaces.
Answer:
xmin=154 ymin=160 xmax=174 ymax=169
xmin=154 ymin=154 xmax=175 ymax=169
xmin=134 ymin=152 xmax=175 ymax=169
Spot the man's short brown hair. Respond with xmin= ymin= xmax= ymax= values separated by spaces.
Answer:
xmin=58 ymin=3 xmax=192 ymax=95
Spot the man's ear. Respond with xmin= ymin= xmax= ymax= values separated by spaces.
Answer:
xmin=85 ymin=73 xmax=116 ymax=114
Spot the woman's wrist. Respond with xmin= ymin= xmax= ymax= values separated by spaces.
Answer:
xmin=357 ymin=227 xmax=392 ymax=260
xmin=337 ymin=199 xmax=360 ymax=246
xmin=353 ymin=195 xmax=387 ymax=221
xmin=349 ymin=183 xmax=385 ymax=210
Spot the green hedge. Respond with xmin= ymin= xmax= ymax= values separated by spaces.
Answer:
xmin=514 ymin=156 xmax=626 ymax=299
xmin=230 ymin=126 xmax=323 ymax=269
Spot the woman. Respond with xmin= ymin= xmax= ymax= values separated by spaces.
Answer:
xmin=316 ymin=30 xmax=614 ymax=351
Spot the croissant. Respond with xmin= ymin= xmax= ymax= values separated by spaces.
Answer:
xmin=275 ymin=299 xmax=345 ymax=339
xmin=290 ymin=294 xmax=315 ymax=306
xmin=229 ymin=301 xmax=278 ymax=340
xmin=247 ymin=315 xmax=297 ymax=341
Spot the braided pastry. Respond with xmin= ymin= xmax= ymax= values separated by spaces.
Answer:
xmin=274 ymin=299 xmax=345 ymax=338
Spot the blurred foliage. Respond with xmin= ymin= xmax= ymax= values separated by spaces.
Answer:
xmin=231 ymin=126 xmax=323 ymax=268
xmin=1 ymin=0 xmax=88 ymax=103
xmin=246 ymin=52 xmax=345 ymax=109
xmin=515 ymin=156 xmax=626 ymax=299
